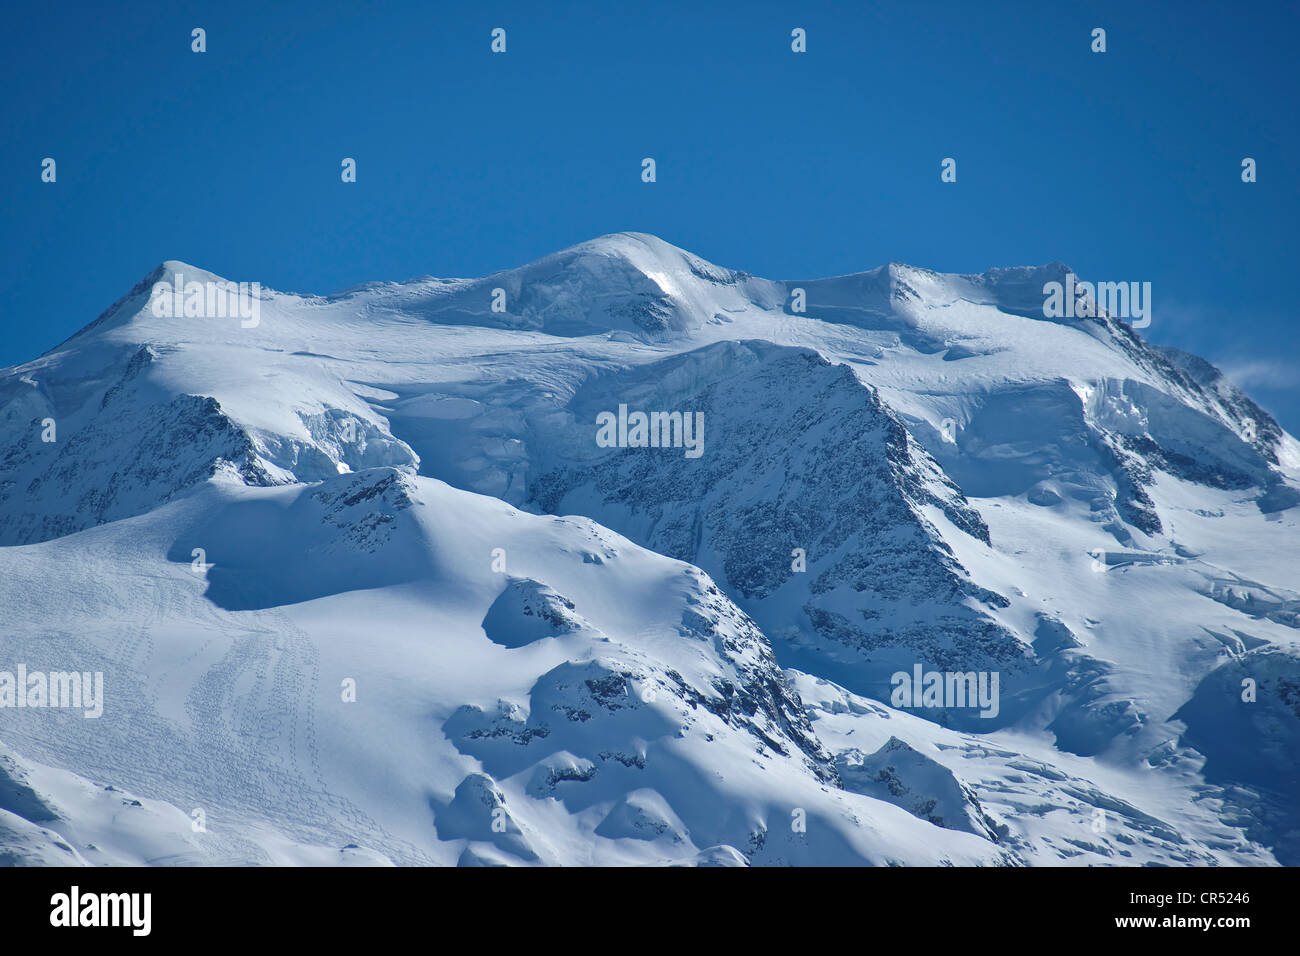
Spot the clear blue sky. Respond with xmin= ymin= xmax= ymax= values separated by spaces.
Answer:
xmin=3 ymin=1 xmax=1297 ymax=428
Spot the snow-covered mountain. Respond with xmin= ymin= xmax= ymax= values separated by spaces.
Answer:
xmin=2 ymin=232 xmax=1297 ymax=866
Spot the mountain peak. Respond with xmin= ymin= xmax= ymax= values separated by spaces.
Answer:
xmin=4 ymin=233 xmax=1299 ymax=868
xmin=154 ymin=259 xmax=229 ymax=283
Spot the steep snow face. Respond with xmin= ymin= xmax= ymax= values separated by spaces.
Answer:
xmin=331 ymin=232 xmax=785 ymax=341
xmin=834 ymin=736 xmax=1007 ymax=843
xmin=0 ymin=265 xmax=420 ymax=546
xmin=2 ymin=233 xmax=1298 ymax=866
xmin=524 ymin=340 xmax=1033 ymax=730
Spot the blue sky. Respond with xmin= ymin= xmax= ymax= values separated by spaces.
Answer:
xmin=3 ymin=0 xmax=1297 ymax=428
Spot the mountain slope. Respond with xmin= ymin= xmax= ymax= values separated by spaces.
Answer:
xmin=2 ymin=232 xmax=1297 ymax=865
xmin=0 ymin=467 xmax=1012 ymax=866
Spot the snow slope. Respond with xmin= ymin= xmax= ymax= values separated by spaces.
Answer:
xmin=2 ymin=232 xmax=1297 ymax=865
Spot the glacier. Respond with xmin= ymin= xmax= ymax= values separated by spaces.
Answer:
xmin=1 ymin=231 xmax=1297 ymax=866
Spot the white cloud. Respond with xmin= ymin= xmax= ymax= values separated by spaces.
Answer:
xmin=1219 ymin=358 xmax=1296 ymax=391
